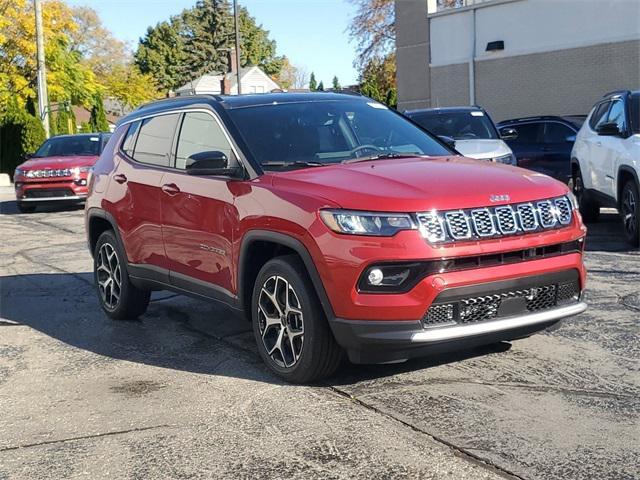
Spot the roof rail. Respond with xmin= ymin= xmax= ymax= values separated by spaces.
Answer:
xmin=602 ymin=90 xmax=630 ymax=98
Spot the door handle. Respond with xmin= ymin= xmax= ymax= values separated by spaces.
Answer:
xmin=113 ymin=173 xmax=127 ymax=184
xmin=161 ymin=183 xmax=181 ymax=196
xmin=596 ymin=141 xmax=602 ymax=146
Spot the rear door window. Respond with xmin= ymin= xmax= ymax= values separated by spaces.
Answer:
xmin=509 ymin=123 xmax=542 ymax=144
xmin=543 ymin=123 xmax=575 ymax=143
xmin=132 ymin=114 xmax=180 ymax=167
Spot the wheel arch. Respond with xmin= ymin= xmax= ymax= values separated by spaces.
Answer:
xmin=238 ymin=230 xmax=335 ymax=322
xmin=86 ymin=208 xmax=126 ymax=259
xmin=617 ymin=166 xmax=639 ymax=205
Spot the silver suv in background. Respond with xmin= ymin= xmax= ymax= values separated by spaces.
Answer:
xmin=405 ymin=106 xmax=516 ymax=165
xmin=571 ymin=90 xmax=640 ymax=246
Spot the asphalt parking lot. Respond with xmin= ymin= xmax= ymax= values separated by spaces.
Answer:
xmin=0 ymin=189 xmax=638 ymax=480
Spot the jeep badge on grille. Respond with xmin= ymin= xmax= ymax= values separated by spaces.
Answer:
xmin=490 ymin=194 xmax=510 ymax=202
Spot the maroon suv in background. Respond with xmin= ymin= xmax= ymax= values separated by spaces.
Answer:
xmin=13 ymin=133 xmax=111 ymax=213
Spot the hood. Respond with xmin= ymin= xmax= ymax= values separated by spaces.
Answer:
xmin=453 ymin=139 xmax=512 ymax=160
xmin=19 ymin=155 xmax=99 ymax=170
xmin=270 ymin=156 xmax=568 ymax=212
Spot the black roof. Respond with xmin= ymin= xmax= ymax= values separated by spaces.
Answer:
xmin=497 ymin=115 xmax=586 ymax=127
xmin=119 ymin=92 xmax=368 ymax=126
xmin=404 ymin=106 xmax=484 ymax=115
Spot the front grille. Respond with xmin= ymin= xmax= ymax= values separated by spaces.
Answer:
xmin=25 ymin=168 xmax=73 ymax=178
xmin=23 ymin=189 xmax=75 ymax=199
xmin=422 ymin=278 xmax=580 ymax=328
xmin=417 ymin=195 xmax=573 ymax=244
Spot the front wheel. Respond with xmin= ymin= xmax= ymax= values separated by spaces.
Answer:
xmin=94 ymin=230 xmax=150 ymax=319
xmin=251 ymin=255 xmax=342 ymax=383
xmin=620 ymin=179 xmax=640 ymax=247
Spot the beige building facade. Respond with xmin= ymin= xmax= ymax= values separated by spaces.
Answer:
xmin=396 ymin=0 xmax=640 ymax=120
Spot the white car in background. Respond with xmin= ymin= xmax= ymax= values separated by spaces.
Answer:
xmin=571 ymin=90 xmax=640 ymax=246
xmin=404 ymin=106 xmax=516 ymax=165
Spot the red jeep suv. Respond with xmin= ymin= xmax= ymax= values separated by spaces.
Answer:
xmin=14 ymin=133 xmax=111 ymax=213
xmin=85 ymin=93 xmax=587 ymax=382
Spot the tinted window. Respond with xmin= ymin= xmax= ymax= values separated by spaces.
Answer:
xmin=410 ymin=111 xmax=498 ymax=140
xmin=510 ymin=123 xmax=542 ymax=144
xmin=122 ymin=121 xmax=141 ymax=157
xmin=630 ymin=94 xmax=640 ymax=134
xmin=34 ymin=135 xmax=102 ymax=157
xmin=606 ymin=100 xmax=626 ymax=132
xmin=132 ymin=114 xmax=180 ymax=167
xmin=227 ymin=100 xmax=450 ymax=169
xmin=589 ymin=102 xmax=610 ymax=130
xmin=176 ymin=112 xmax=235 ymax=170
xmin=543 ymin=123 xmax=575 ymax=143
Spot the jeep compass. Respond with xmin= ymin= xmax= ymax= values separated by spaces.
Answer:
xmin=85 ymin=93 xmax=587 ymax=383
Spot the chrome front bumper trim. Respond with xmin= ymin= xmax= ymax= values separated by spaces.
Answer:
xmin=20 ymin=195 xmax=86 ymax=202
xmin=411 ymin=301 xmax=587 ymax=343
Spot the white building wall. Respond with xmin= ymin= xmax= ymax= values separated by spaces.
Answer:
xmin=430 ymin=0 xmax=640 ymax=67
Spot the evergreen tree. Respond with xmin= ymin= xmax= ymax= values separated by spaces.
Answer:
xmin=89 ymin=94 xmax=109 ymax=132
xmin=385 ymin=87 xmax=397 ymax=109
xmin=332 ymin=76 xmax=341 ymax=90
xmin=317 ymin=81 xmax=325 ymax=92
xmin=309 ymin=72 xmax=317 ymax=91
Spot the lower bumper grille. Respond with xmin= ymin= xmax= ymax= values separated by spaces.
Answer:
xmin=423 ymin=277 xmax=580 ymax=328
xmin=23 ymin=188 xmax=75 ymax=199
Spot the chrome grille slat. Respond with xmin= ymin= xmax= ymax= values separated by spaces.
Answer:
xmin=417 ymin=195 xmax=573 ymax=243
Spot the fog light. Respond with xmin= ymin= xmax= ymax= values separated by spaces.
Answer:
xmin=367 ymin=268 xmax=384 ymax=286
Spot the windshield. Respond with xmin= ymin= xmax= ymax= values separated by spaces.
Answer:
xmin=226 ymin=100 xmax=451 ymax=169
xmin=34 ymin=135 xmax=104 ymax=157
xmin=409 ymin=111 xmax=499 ymax=140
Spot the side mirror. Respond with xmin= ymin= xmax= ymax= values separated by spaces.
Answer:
xmin=437 ymin=135 xmax=456 ymax=149
xmin=500 ymin=127 xmax=518 ymax=140
xmin=596 ymin=122 xmax=621 ymax=136
xmin=186 ymin=151 xmax=241 ymax=177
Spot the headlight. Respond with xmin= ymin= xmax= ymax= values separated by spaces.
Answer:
xmin=493 ymin=153 xmax=516 ymax=165
xmin=320 ymin=210 xmax=416 ymax=236
xmin=14 ymin=168 xmax=24 ymax=177
xmin=70 ymin=166 xmax=92 ymax=177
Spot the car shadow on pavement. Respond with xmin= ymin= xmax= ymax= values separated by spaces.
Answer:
xmin=0 ymin=199 xmax=84 ymax=215
xmin=0 ymin=272 xmax=511 ymax=385
xmin=584 ymin=209 xmax=636 ymax=252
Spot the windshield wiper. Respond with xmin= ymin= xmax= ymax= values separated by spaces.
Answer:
xmin=261 ymin=161 xmax=326 ymax=170
xmin=343 ymin=152 xmax=423 ymax=164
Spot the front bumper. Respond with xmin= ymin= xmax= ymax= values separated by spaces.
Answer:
xmin=15 ymin=177 xmax=89 ymax=204
xmin=327 ymin=269 xmax=586 ymax=363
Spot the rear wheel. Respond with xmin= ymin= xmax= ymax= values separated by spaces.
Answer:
xmin=94 ymin=230 xmax=150 ymax=319
xmin=571 ymin=165 xmax=600 ymax=222
xmin=17 ymin=202 xmax=36 ymax=214
xmin=620 ymin=179 xmax=640 ymax=247
xmin=251 ymin=255 xmax=342 ymax=383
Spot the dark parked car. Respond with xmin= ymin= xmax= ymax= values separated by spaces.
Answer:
xmin=497 ymin=116 xmax=586 ymax=183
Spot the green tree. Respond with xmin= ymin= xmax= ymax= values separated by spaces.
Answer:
xmin=89 ymin=93 xmax=109 ymax=132
xmin=332 ymin=76 xmax=341 ymax=90
xmin=317 ymin=81 xmax=325 ymax=92
xmin=0 ymin=98 xmax=45 ymax=177
xmin=135 ymin=20 xmax=186 ymax=92
xmin=309 ymin=72 xmax=318 ymax=91
xmin=385 ymin=87 xmax=397 ymax=109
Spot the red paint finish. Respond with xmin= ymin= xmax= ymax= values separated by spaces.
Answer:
xmin=88 ymin=141 xmax=587 ymax=322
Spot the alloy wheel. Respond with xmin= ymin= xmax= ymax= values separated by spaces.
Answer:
xmin=257 ymin=275 xmax=304 ymax=368
xmin=622 ymin=186 xmax=638 ymax=238
xmin=96 ymin=243 xmax=122 ymax=309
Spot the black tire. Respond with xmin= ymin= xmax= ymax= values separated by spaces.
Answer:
xmin=17 ymin=202 xmax=36 ymax=214
xmin=93 ymin=230 xmax=150 ymax=320
xmin=620 ymin=179 xmax=640 ymax=248
xmin=251 ymin=255 xmax=342 ymax=383
xmin=571 ymin=165 xmax=600 ymax=223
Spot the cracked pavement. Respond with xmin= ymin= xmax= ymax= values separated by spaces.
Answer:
xmin=0 ymin=191 xmax=638 ymax=480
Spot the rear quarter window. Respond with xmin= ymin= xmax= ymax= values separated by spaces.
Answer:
xmin=131 ymin=114 xmax=180 ymax=167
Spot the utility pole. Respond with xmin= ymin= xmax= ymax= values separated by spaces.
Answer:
xmin=233 ymin=0 xmax=242 ymax=94
xmin=34 ymin=0 xmax=50 ymax=138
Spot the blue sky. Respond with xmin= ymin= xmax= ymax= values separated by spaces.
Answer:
xmin=65 ymin=0 xmax=360 ymax=87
